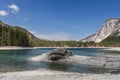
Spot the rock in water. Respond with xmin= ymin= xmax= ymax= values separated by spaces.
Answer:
xmin=48 ymin=48 xmax=73 ymax=61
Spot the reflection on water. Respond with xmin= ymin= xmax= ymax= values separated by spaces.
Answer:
xmin=45 ymin=62 xmax=71 ymax=71
xmin=0 ymin=48 xmax=120 ymax=73
xmin=43 ymin=62 xmax=120 ymax=74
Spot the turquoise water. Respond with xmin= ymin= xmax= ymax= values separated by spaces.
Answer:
xmin=0 ymin=48 xmax=120 ymax=73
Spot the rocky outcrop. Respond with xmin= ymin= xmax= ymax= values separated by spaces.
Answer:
xmin=80 ymin=34 xmax=96 ymax=42
xmin=80 ymin=18 xmax=120 ymax=43
xmin=48 ymin=48 xmax=73 ymax=61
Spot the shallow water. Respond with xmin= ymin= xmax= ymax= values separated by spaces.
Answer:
xmin=0 ymin=48 xmax=120 ymax=73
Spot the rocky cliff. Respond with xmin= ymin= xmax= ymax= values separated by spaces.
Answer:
xmin=80 ymin=18 xmax=120 ymax=43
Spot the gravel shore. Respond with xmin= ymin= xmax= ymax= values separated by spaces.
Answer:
xmin=0 ymin=69 xmax=120 ymax=80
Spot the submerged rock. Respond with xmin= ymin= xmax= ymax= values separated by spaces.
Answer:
xmin=48 ymin=48 xmax=73 ymax=61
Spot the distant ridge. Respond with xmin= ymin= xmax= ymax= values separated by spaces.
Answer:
xmin=0 ymin=20 xmax=41 ymax=46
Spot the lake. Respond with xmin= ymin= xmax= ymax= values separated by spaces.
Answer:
xmin=0 ymin=48 xmax=120 ymax=73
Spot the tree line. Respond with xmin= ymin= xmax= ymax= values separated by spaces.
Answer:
xmin=31 ymin=40 xmax=98 ymax=47
xmin=1 ymin=23 xmax=120 ymax=47
xmin=0 ymin=24 xmax=30 ymax=46
xmin=31 ymin=38 xmax=120 ymax=47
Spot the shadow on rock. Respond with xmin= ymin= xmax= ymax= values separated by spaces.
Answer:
xmin=47 ymin=48 xmax=73 ymax=61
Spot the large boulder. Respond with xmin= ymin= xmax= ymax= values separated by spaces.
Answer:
xmin=48 ymin=48 xmax=73 ymax=61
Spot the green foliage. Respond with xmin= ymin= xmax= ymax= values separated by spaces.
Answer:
xmin=1 ymin=22 xmax=120 ymax=47
xmin=0 ymin=25 xmax=30 ymax=47
xmin=100 ymin=35 xmax=120 ymax=47
xmin=0 ymin=25 xmax=2 ymax=45
xmin=31 ymin=40 xmax=97 ymax=47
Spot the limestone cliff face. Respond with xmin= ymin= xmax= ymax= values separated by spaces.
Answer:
xmin=80 ymin=18 xmax=120 ymax=43
xmin=80 ymin=34 xmax=96 ymax=42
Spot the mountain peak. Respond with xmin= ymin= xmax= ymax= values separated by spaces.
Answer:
xmin=106 ymin=18 xmax=120 ymax=20
xmin=80 ymin=18 xmax=120 ymax=43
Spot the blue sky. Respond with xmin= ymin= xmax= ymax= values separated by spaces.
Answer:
xmin=0 ymin=0 xmax=120 ymax=40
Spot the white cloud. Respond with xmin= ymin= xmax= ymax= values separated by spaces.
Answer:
xmin=8 ymin=4 xmax=19 ymax=13
xmin=30 ymin=31 xmax=73 ymax=41
xmin=0 ymin=10 xmax=8 ymax=16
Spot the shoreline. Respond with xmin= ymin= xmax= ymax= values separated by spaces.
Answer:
xmin=0 ymin=47 xmax=120 ymax=80
xmin=0 ymin=46 xmax=119 ymax=50
xmin=0 ymin=46 xmax=34 ymax=50
xmin=0 ymin=69 xmax=120 ymax=80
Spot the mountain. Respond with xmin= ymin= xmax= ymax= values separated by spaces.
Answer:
xmin=1 ymin=18 xmax=120 ymax=47
xmin=80 ymin=18 xmax=120 ymax=43
xmin=0 ymin=20 xmax=39 ymax=47
xmin=100 ymin=29 xmax=120 ymax=47
xmin=0 ymin=20 xmax=79 ymax=47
